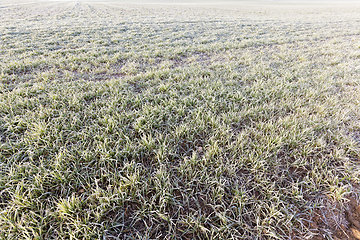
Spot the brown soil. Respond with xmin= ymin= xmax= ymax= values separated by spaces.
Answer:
xmin=311 ymin=197 xmax=360 ymax=240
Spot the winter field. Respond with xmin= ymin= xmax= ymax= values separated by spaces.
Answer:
xmin=1 ymin=0 xmax=360 ymax=239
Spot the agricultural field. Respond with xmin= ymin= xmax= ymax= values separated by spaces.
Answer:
xmin=1 ymin=0 xmax=360 ymax=239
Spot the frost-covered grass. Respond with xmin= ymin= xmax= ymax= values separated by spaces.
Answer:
xmin=1 ymin=1 xmax=360 ymax=239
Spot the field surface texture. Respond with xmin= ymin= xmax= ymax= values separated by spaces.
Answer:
xmin=1 ymin=1 xmax=360 ymax=239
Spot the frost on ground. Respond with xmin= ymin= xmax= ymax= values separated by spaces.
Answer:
xmin=1 ymin=1 xmax=360 ymax=239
